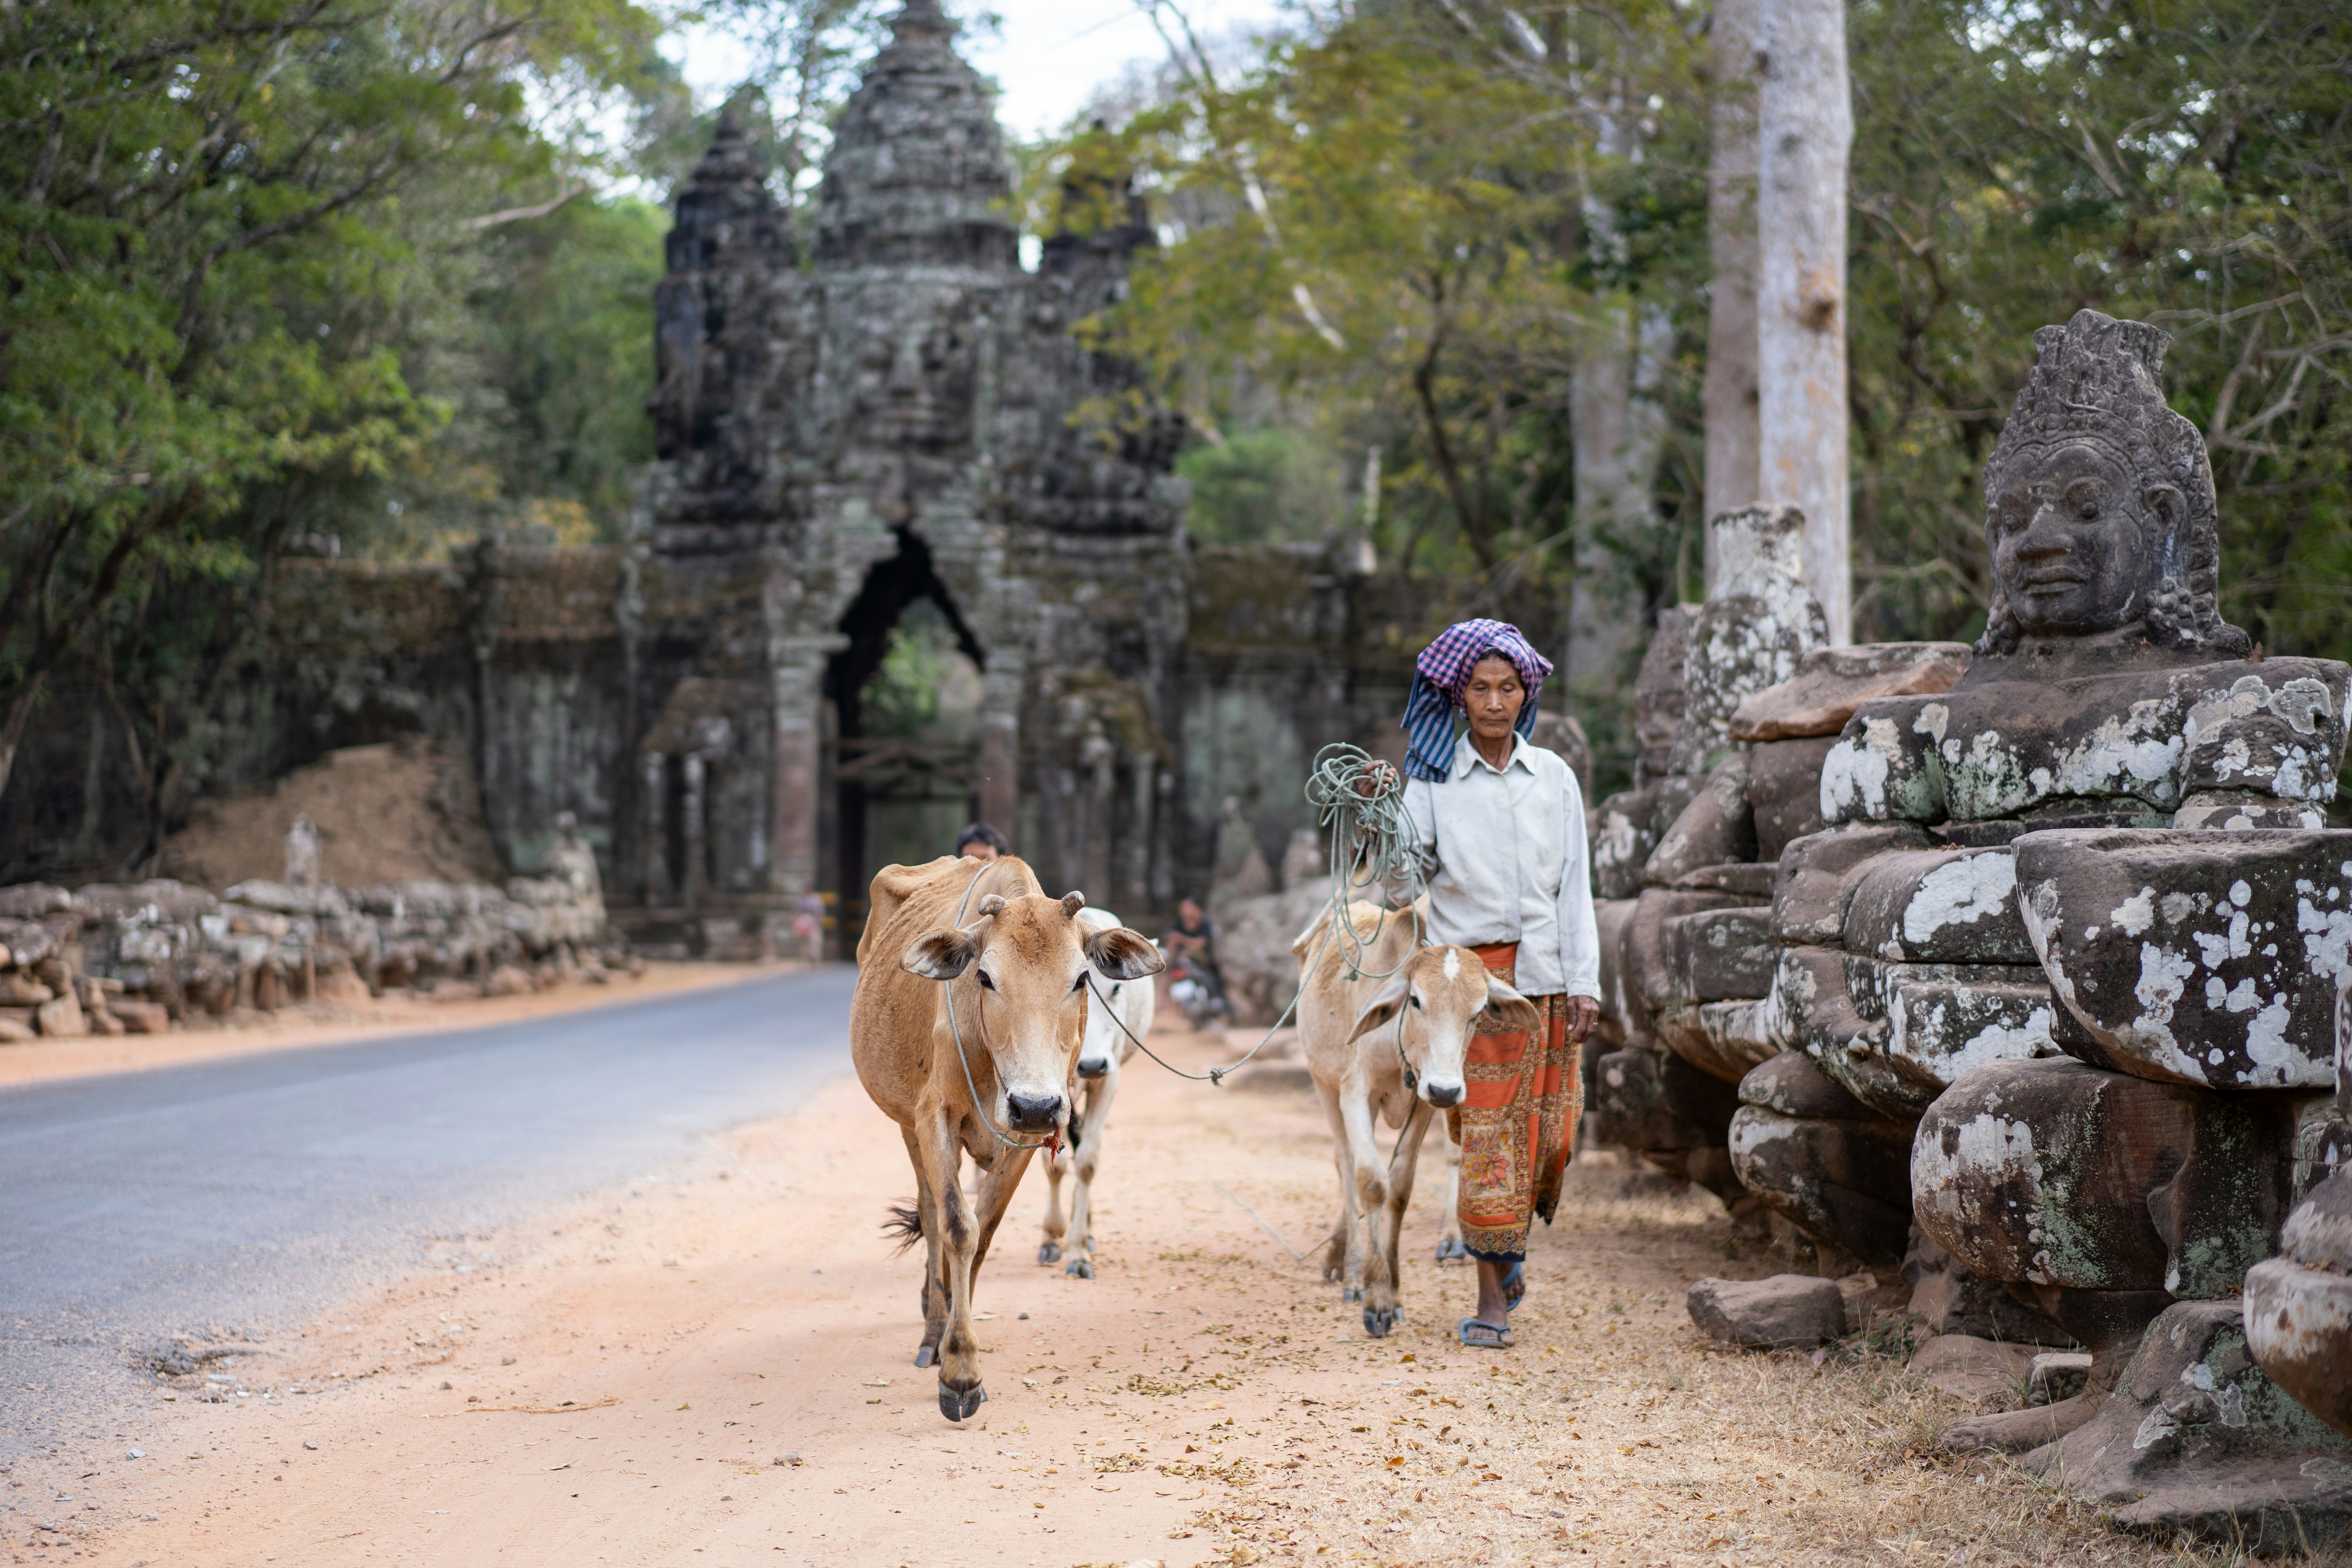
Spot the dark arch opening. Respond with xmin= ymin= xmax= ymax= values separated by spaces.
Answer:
xmin=824 ymin=529 xmax=988 ymax=930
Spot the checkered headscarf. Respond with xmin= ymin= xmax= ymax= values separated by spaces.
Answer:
xmin=1401 ymin=619 xmax=1554 ymax=781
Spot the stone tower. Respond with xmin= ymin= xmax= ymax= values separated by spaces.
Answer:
xmin=630 ymin=0 xmax=1187 ymax=945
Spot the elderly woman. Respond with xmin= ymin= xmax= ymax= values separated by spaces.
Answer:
xmin=1397 ymin=620 xmax=1601 ymax=1349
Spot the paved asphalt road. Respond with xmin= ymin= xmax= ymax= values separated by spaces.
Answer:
xmin=0 ymin=967 xmax=858 ymax=1460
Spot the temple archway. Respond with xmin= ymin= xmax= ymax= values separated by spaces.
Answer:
xmin=824 ymin=530 xmax=988 ymax=938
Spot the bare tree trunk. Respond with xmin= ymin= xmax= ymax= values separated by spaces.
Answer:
xmin=1703 ymin=0 xmax=1762 ymax=591
xmin=1567 ymin=108 xmax=1669 ymax=706
xmin=1756 ymin=0 xmax=1853 ymax=642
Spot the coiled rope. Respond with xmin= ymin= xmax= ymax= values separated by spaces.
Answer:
xmin=1088 ymin=742 xmax=1425 ymax=1084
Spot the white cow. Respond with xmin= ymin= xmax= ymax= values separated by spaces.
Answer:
xmin=1037 ymin=906 xmax=1158 ymax=1278
xmin=1295 ymin=898 xmax=1539 ymax=1336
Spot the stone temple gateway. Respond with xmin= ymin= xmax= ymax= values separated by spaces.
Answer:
xmin=632 ymin=0 xmax=1191 ymax=940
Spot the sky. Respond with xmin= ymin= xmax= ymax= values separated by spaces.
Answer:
xmin=663 ymin=0 xmax=1290 ymax=143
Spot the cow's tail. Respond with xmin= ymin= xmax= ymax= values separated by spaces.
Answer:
xmin=882 ymin=1201 xmax=923 ymax=1253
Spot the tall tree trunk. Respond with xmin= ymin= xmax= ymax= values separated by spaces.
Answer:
xmin=1703 ymin=0 xmax=1763 ymax=591
xmin=1757 ymin=0 xmax=1853 ymax=642
xmin=1567 ymin=106 xmax=1669 ymax=710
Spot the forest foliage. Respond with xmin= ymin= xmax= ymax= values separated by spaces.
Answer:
xmin=0 ymin=0 xmax=888 ymax=854
xmin=1085 ymin=0 xmax=2352 ymax=671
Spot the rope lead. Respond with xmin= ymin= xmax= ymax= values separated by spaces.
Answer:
xmin=1095 ymin=742 xmax=1424 ymax=1084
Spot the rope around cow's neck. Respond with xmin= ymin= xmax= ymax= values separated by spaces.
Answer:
xmin=942 ymin=864 xmax=1061 ymax=1154
xmin=1090 ymin=743 xmax=1428 ymax=1086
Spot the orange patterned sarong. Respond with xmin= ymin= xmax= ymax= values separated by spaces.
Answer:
xmin=1449 ymin=943 xmax=1578 ymax=1263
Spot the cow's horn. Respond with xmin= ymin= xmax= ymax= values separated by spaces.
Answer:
xmin=1059 ymin=891 xmax=1086 ymax=918
xmin=976 ymin=893 xmax=1008 ymax=918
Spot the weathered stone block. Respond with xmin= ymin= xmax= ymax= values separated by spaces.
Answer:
xmin=111 ymin=999 xmax=170 ymax=1034
xmin=2245 ymin=1168 xmax=2352 ymax=1441
xmin=1667 ymin=862 xmax=1777 ymax=897
xmin=1591 ymin=777 xmax=1704 ymax=900
xmin=2025 ymin=1300 xmax=2352 ymax=1550
xmin=1729 ymin=1103 xmax=1915 ymax=1266
xmin=1627 ymin=887 xmax=1752 ymax=1013
xmin=1769 ymin=825 xmax=1929 ymax=946
xmin=35 ymin=992 xmax=84 ymax=1037
xmin=1739 ymin=1050 xmax=1869 ymax=1119
xmin=1766 ymin=945 xmax=1932 ymax=1119
xmin=1643 ymin=756 xmax=1757 ymax=887
xmin=1827 ymin=660 xmax=2349 ymax=832
xmin=1593 ymin=896 xmax=1647 ymax=1049
xmin=1843 ymin=847 xmax=2034 ymax=964
xmin=1730 ymin=642 xmax=1974 ymax=743
xmin=1662 ymin=908 xmax=1775 ymax=1003
xmin=1686 ymin=1274 xmax=1846 ymax=1349
xmin=1697 ymin=999 xmax=1777 ymax=1077
xmin=1872 ymin=964 xmax=2061 ymax=1091
xmin=1746 ymin=736 xmax=1837 ymax=863
xmin=1667 ymin=507 xmax=1830 ymax=777
xmin=1914 ymin=1059 xmax=2295 ymax=1303
xmin=1592 ymin=1047 xmax=1741 ymax=1154
xmin=2015 ymin=827 xmax=2352 ymax=1090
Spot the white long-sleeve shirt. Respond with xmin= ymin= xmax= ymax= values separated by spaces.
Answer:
xmin=1400 ymin=731 xmax=1601 ymax=1001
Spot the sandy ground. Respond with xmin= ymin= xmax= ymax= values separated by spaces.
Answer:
xmin=0 ymin=963 xmax=786 ymax=1092
xmin=6 ymin=1013 xmax=2283 ymax=1568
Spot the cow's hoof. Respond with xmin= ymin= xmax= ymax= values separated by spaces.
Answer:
xmin=1322 ymin=1265 xmax=1344 ymax=1284
xmin=914 ymin=1343 xmax=937 ymax=1369
xmin=1037 ymin=1242 xmax=1062 ymax=1265
xmin=1341 ymin=1287 xmax=1362 ymax=1304
xmin=1065 ymin=1256 xmax=1095 ymax=1280
xmin=938 ymin=1383 xmax=987 ymax=1423
xmin=1434 ymin=1236 xmax=1469 ymax=1264
xmin=1363 ymin=1306 xmax=1398 ymax=1338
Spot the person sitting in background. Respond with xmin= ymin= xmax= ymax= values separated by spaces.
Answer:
xmin=953 ymin=823 xmax=1010 ymax=862
xmin=1161 ymin=897 xmax=1228 ymax=1015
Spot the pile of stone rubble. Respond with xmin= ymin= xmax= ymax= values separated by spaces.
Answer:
xmin=0 ymin=822 xmax=631 ymax=1042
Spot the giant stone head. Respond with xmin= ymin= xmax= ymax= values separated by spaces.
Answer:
xmin=1979 ymin=309 xmax=2250 ymax=659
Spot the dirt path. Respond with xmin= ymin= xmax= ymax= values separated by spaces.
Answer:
xmin=16 ymin=1019 xmax=2243 ymax=1568
xmin=0 ymin=962 xmax=776 ymax=1093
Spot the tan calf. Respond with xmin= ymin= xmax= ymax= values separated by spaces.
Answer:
xmin=1294 ymin=899 xmax=1539 ymax=1337
xmin=852 ymin=855 xmax=1160 ymax=1422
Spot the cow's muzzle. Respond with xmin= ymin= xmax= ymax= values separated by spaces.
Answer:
xmin=1076 ymin=1056 xmax=1110 ymax=1081
xmin=1423 ymin=1081 xmax=1464 ymax=1109
xmin=1006 ymin=1090 xmax=1066 ymax=1132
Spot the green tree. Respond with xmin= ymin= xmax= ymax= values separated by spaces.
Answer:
xmin=0 ymin=0 xmax=664 ymax=801
xmin=1844 ymin=0 xmax=2352 ymax=659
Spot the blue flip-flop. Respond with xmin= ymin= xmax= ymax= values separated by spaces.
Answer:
xmin=1457 ymin=1316 xmax=1514 ymax=1350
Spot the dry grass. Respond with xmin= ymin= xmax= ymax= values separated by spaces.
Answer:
xmin=1156 ymin=1157 xmax=2341 ymax=1568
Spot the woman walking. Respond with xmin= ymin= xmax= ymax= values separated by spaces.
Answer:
xmin=1396 ymin=619 xmax=1601 ymax=1349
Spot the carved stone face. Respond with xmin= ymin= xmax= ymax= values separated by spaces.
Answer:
xmin=1990 ymin=442 xmax=2157 ymax=638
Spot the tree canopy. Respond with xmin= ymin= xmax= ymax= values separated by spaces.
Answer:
xmin=1072 ymin=0 xmax=2352 ymax=783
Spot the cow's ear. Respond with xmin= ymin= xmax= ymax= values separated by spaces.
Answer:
xmin=977 ymin=893 xmax=1008 ymax=918
xmin=1059 ymin=891 xmax=1087 ymax=919
xmin=902 ymin=926 xmax=981 ymax=980
xmin=1083 ymin=925 xmax=1163 ymax=981
xmin=1346 ymin=968 xmax=1415 ymax=1043
xmin=1483 ymin=972 xmax=1542 ymax=1034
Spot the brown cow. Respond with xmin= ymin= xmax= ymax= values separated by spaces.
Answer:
xmin=852 ymin=854 xmax=1161 ymax=1422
